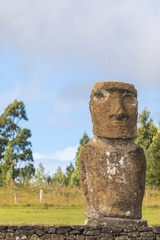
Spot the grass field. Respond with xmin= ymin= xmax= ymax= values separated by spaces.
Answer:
xmin=0 ymin=186 xmax=159 ymax=226
xmin=0 ymin=207 xmax=86 ymax=226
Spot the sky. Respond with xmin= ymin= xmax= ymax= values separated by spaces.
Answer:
xmin=0 ymin=0 xmax=160 ymax=175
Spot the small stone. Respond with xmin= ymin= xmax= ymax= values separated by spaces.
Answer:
xmin=85 ymin=237 xmax=99 ymax=240
xmin=19 ymin=226 xmax=33 ymax=231
xmin=46 ymin=226 xmax=56 ymax=234
xmin=6 ymin=232 xmax=14 ymax=240
xmin=40 ymin=233 xmax=52 ymax=239
xmin=138 ymin=227 xmax=152 ymax=232
xmin=21 ymin=235 xmax=27 ymax=239
xmin=77 ymin=235 xmax=85 ymax=240
xmin=83 ymin=230 xmax=100 ymax=236
xmin=101 ymin=233 xmax=113 ymax=239
xmin=66 ymin=235 xmax=78 ymax=240
xmin=153 ymin=226 xmax=160 ymax=233
xmin=0 ymin=225 xmax=8 ymax=230
xmin=115 ymin=237 xmax=130 ymax=240
xmin=50 ymin=234 xmax=64 ymax=240
xmin=139 ymin=231 xmax=154 ymax=237
xmin=0 ymin=232 xmax=6 ymax=239
xmin=128 ymin=231 xmax=140 ymax=237
xmin=30 ymin=234 xmax=40 ymax=240
xmin=69 ymin=230 xmax=81 ymax=235
xmin=35 ymin=229 xmax=44 ymax=237
xmin=56 ymin=226 xmax=72 ymax=234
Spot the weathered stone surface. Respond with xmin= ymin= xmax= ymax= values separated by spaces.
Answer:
xmin=101 ymin=233 xmax=113 ymax=240
xmin=69 ymin=230 xmax=81 ymax=235
xmin=0 ymin=225 xmax=159 ymax=239
xmin=153 ymin=226 xmax=160 ymax=233
xmin=56 ymin=226 xmax=72 ymax=234
xmin=6 ymin=232 xmax=14 ymax=240
xmin=30 ymin=234 xmax=40 ymax=240
xmin=115 ymin=237 xmax=130 ymax=240
xmin=85 ymin=218 xmax=147 ymax=228
xmin=77 ymin=235 xmax=85 ymax=240
xmin=80 ymin=137 xmax=146 ymax=219
xmin=46 ymin=226 xmax=56 ymax=234
xmin=89 ymin=82 xmax=137 ymax=139
xmin=83 ymin=230 xmax=101 ymax=236
xmin=50 ymin=234 xmax=64 ymax=240
xmin=35 ymin=229 xmax=44 ymax=237
xmin=0 ymin=232 xmax=6 ymax=239
xmin=80 ymin=81 xmax=146 ymax=226
xmin=40 ymin=233 xmax=51 ymax=239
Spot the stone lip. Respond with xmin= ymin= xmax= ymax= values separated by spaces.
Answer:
xmin=85 ymin=217 xmax=148 ymax=228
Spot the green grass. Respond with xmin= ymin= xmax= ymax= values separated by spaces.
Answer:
xmin=0 ymin=207 xmax=86 ymax=226
xmin=0 ymin=206 xmax=159 ymax=226
xmin=142 ymin=208 xmax=160 ymax=226
xmin=0 ymin=186 xmax=159 ymax=226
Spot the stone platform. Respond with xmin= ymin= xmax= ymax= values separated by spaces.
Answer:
xmin=84 ymin=217 xmax=148 ymax=228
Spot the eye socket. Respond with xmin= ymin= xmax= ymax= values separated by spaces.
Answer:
xmin=123 ymin=92 xmax=132 ymax=96
xmin=123 ymin=92 xmax=137 ymax=107
xmin=94 ymin=91 xmax=104 ymax=99
xmin=93 ymin=90 xmax=109 ymax=100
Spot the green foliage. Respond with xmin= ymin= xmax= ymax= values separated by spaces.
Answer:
xmin=70 ymin=132 xmax=90 ymax=187
xmin=135 ymin=108 xmax=157 ymax=150
xmin=52 ymin=166 xmax=66 ymax=186
xmin=146 ymin=122 xmax=160 ymax=187
xmin=0 ymin=100 xmax=34 ymax=186
xmin=33 ymin=163 xmax=47 ymax=186
xmin=64 ymin=163 xmax=74 ymax=186
xmin=0 ymin=143 xmax=15 ymax=186
xmin=135 ymin=108 xmax=160 ymax=187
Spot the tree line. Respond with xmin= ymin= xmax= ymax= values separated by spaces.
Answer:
xmin=0 ymin=100 xmax=159 ymax=188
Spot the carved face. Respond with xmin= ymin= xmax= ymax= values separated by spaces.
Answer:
xmin=89 ymin=82 xmax=138 ymax=138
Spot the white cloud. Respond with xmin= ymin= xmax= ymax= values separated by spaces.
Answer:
xmin=33 ymin=145 xmax=78 ymax=162
xmin=0 ymin=0 xmax=159 ymax=87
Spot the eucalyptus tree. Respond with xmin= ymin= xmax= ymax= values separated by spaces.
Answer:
xmin=0 ymin=100 xmax=34 ymax=185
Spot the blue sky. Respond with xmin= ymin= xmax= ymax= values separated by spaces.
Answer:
xmin=0 ymin=0 xmax=160 ymax=175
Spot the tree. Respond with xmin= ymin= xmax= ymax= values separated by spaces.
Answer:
xmin=0 ymin=143 xmax=15 ymax=186
xmin=70 ymin=132 xmax=90 ymax=187
xmin=135 ymin=108 xmax=159 ymax=187
xmin=135 ymin=108 xmax=157 ymax=150
xmin=34 ymin=163 xmax=47 ymax=186
xmin=64 ymin=162 xmax=74 ymax=186
xmin=52 ymin=166 xmax=66 ymax=186
xmin=146 ymin=122 xmax=160 ymax=187
xmin=0 ymin=100 xmax=34 ymax=184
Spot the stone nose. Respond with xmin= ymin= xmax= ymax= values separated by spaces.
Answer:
xmin=113 ymin=106 xmax=128 ymax=120
xmin=109 ymin=94 xmax=128 ymax=120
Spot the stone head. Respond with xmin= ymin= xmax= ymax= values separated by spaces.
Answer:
xmin=89 ymin=82 xmax=138 ymax=139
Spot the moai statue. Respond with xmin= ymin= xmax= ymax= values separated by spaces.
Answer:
xmin=79 ymin=82 xmax=147 ymax=227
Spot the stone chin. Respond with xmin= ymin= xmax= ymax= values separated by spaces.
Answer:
xmin=92 ymin=120 xmax=137 ymax=139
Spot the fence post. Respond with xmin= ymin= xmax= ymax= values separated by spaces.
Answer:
xmin=67 ymin=192 xmax=69 ymax=202
xmin=14 ymin=193 xmax=17 ymax=204
xmin=40 ymin=189 xmax=43 ymax=203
